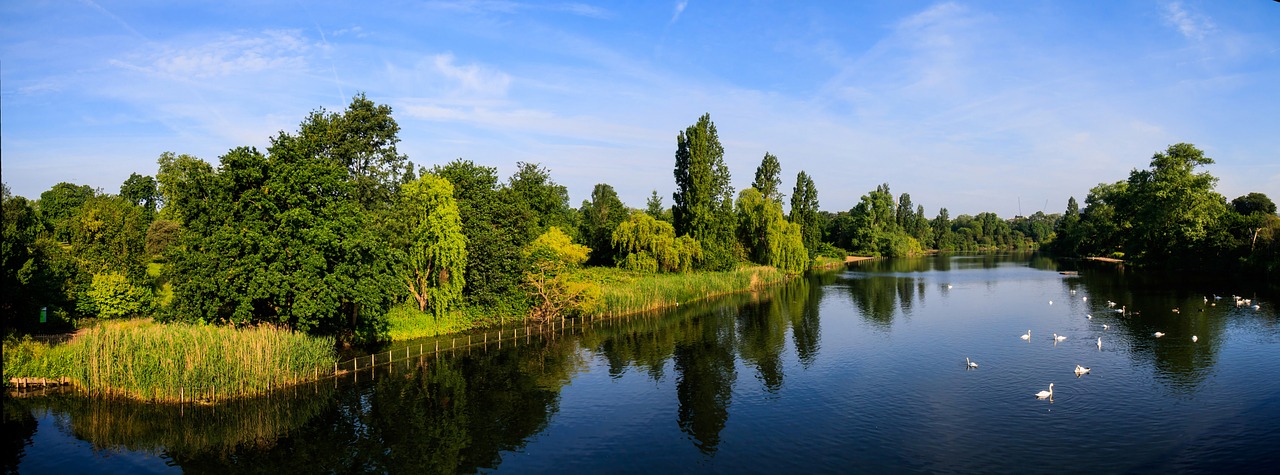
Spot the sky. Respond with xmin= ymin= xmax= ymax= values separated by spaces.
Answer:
xmin=2 ymin=0 xmax=1277 ymax=217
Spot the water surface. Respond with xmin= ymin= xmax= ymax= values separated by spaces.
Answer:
xmin=6 ymin=254 xmax=1279 ymax=473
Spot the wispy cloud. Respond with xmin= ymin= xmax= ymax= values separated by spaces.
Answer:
xmin=79 ymin=0 xmax=147 ymax=40
xmin=670 ymin=1 xmax=688 ymax=25
xmin=431 ymin=53 xmax=513 ymax=96
xmin=113 ymin=30 xmax=311 ymax=79
xmin=424 ymin=1 xmax=610 ymax=18
xmin=1163 ymin=1 xmax=1214 ymax=40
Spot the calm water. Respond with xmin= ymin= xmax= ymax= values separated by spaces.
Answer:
xmin=6 ymin=254 xmax=1280 ymax=474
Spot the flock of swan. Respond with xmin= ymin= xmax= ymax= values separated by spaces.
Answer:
xmin=963 ymin=290 xmax=1262 ymax=401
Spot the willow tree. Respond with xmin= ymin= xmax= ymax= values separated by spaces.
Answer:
xmin=398 ymin=174 xmax=467 ymax=317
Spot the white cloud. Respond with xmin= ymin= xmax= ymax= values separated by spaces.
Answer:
xmin=1163 ymin=1 xmax=1214 ymax=41
xmin=432 ymin=53 xmax=512 ymax=96
xmin=116 ymin=30 xmax=311 ymax=79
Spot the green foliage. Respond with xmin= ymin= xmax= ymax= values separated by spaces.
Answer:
xmin=646 ymin=189 xmax=671 ymax=221
xmin=735 ymin=188 xmax=807 ymax=273
xmin=524 ymin=227 xmax=599 ymax=321
xmin=38 ymin=182 xmax=95 ymax=242
xmin=432 ymin=159 xmax=537 ymax=308
xmin=296 ymin=92 xmax=412 ymax=210
xmin=672 ymin=113 xmax=737 ymax=270
xmin=612 ymin=211 xmax=702 ymax=273
xmin=1231 ymin=192 xmax=1276 ymax=217
xmin=752 ymin=152 xmax=784 ymax=202
xmin=509 ymin=161 xmax=576 ymax=237
xmin=163 ymin=97 xmax=403 ymax=345
xmin=1123 ymin=143 xmax=1228 ymax=262
xmin=120 ymin=173 xmax=159 ymax=223
xmin=69 ymin=195 xmax=149 ymax=282
xmin=79 ymin=272 xmax=155 ymax=318
xmin=395 ymin=173 xmax=467 ymax=317
xmin=578 ymin=183 xmax=628 ymax=265
xmin=3 ymin=186 xmax=73 ymax=330
xmin=145 ymin=218 xmax=180 ymax=259
xmin=789 ymin=171 xmax=821 ymax=255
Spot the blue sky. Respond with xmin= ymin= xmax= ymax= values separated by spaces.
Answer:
xmin=2 ymin=1 xmax=1277 ymax=217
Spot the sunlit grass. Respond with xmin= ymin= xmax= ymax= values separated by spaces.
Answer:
xmin=4 ymin=319 xmax=336 ymax=402
xmin=571 ymin=266 xmax=788 ymax=316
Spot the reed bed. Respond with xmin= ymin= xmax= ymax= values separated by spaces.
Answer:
xmin=5 ymin=319 xmax=336 ymax=403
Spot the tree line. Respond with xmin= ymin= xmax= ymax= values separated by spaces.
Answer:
xmin=4 ymin=95 xmax=1276 ymax=344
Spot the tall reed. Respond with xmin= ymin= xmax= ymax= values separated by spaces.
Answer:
xmin=5 ymin=319 xmax=337 ymax=403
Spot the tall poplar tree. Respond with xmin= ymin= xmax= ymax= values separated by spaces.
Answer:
xmin=672 ymin=113 xmax=737 ymax=270
xmin=789 ymin=171 xmax=820 ymax=256
xmin=752 ymin=152 xmax=783 ymax=203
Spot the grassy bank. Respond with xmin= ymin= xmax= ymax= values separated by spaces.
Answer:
xmin=386 ymin=265 xmax=791 ymax=341
xmin=4 ymin=319 xmax=336 ymax=403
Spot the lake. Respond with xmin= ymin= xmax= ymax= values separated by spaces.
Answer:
xmin=6 ymin=254 xmax=1280 ymax=474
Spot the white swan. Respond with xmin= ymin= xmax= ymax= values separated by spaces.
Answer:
xmin=1087 ymin=314 xmax=1093 ymax=319
xmin=1191 ymin=335 xmax=1198 ymax=343
xmin=1035 ymin=383 xmax=1054 ymax=399
xmin=966 ymin=357 xmax=978 ymax=369
xmin=1054 ymin=333 xmax=1067 ymax=342
xmin=1021 ymin=330 xmax=1031 ymax=340
xmin=1075 ymin=365 xmax=1091 ymax=375
xmin=1153 ymin=332 xmax=1165 ymax=338
xmin=1097 ymin=337 xmax=1102 ymax=349
xmin=1102 ymin=324 xmax=1109 ymax=330
xmin=1049 ymin=300 xmax=1053 ymax=305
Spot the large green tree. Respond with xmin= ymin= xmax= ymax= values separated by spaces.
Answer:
xmin=432 ymin=159 xmax=537 ymax=309
xmin=295 ymin=93 xmax=412 ymax=210
xmin=672 ymin=113 xmax=737 ymax=270
xmin=578 ymin=183 xmax=628 ymax=266
xmin=163 ymin=97 xmax=406 ymax=343
xmin=789 ymin=171 xmax=821 ymax=257
xmin=1122 ymin=143 xmax=1227 ymax=262
xmin=394 ymin=174 xmax=467 ymax=317
xmin=509 ymin=161 xmax=575 ymax=237
xmin=38 ymin=182 xmax=95 ymax=242
xmin=120 ymin=173 xmax=159 ymax=223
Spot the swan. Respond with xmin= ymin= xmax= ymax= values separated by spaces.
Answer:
xmin=1087 ymin=314 xmax=1093 ymax=319
xmin=1192 ymin=335 xmax=1198 ymax=343
xmin=1054 ymin=333 xmax=1067 ymax=342
xmin=1153 ymin=332 xmax=1165 ymax=338
xmin=1083 ymin=296 xmax=1087 ymax=302
xmin=1107 ymin=300 xmax=1116 ymax=307
xmin=1035 ymin=383 xmax=1054 ymax=399
xmin=1172 ymin=308 xmax=1180 ymax=314
xmin=1049 ymin=300 xmax=1053 ymax=305
xmin=1097 ymin=337 xmax=1102 ymax=349
xmin=1075 ymin=365 xmax=1091 ymax=375
xmin=1102 ymin=324 xmax=1109 ymax=330
xmin=966 ymin=357 xmax=978 ymax=369
xmin=1021 ymin=330 xmax=1031 ymax=340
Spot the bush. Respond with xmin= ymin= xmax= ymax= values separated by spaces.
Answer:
xmin=78 ymin=272 xmax=155 ymax=318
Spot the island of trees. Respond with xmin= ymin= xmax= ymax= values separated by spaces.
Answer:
xmin=3 ymin=95 xmax=1277 ymax=400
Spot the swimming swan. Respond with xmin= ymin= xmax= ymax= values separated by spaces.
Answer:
xmin=1035 ymin=383 xmax=1054 ymax=399
xmin=1074 ymin=365 xmax=1091 ymax=375
xmin=1021 ymin=330 xmax=1031 ymax=341
xmin=966 ymin=357 xmax=978 ymax=369
xmin=1153 ymin=332 xmax=1165 ymax=338
xmin=1054 ymin=333 xmax=1067 ymax=342
xmin=1191 ymin=335 xmax=1198 ymax=343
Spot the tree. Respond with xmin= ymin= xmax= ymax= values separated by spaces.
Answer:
xmin=578 ymin=183 xmax=628 ymax=266
xmin=78 ymin=272 xmax=154 ymax=319
xmin=931 ymin=208 xmax=953 ymax=251
xmin=295 ymin=93 xmax=412 ymax=210
xmin=120 ymin=173 xmax=159 ymax=223
xmin=523 ymin=227 xmax=599 ymax=322
xmin=145 ymin=219 xmax=181 ymax=259
xmin=509 ymin=161 xmax=575 ymax=237
xmin=3 ymin=185 xmax=74 ymax=330
xmin=735 ymin=188 xmax=807 ymax=273
xmin=68 ymin=195 xmax=149 ymax=282
xmin=672 ymin=113 xmax=737 ymax=270
xmin=1052 ymin=197 xmax=1083 ymax=256
xmin=1232 ymin=193 xmax=1276 ymax=217
xmin=433 ymin=159 xmax=538 ymax=308
xmin=1123 ymin=143 xmax=1227 ymax=262
xmin=38 ymin=182 xmax=95 ymax=242
xmin=396 ymin=174 xmax=467 ymax=317
xmin=646 ymin=190 xmax=670 ymax=222
xmin=789 ymin=171 xmax=821 ymax=256
xmin=612 ymin=211 xmax=701 ymax=273
xmin=752 ymin=153 xmax=783 ymax=202
xmin=164 ymin=100 xmax=405 ymax=344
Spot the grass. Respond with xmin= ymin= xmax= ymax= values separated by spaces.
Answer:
xmin=4 ymin=319 xmax=337 ymax=403
xmin=572 ymin=265 xmax=788 ymax=317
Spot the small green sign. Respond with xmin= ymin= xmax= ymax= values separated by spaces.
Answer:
xmin=40 ymin=307 xmax=47 ymax=323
